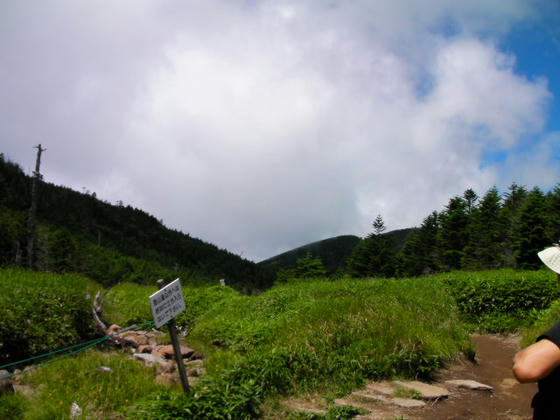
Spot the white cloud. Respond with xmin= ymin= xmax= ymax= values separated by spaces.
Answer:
xmin=0 ymin=0 xmax=555 ymax=261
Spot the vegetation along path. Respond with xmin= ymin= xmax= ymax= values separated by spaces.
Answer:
xmin=284 ymin=334 xmax=537 ymax=419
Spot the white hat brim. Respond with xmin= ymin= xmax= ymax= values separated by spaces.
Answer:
xmin=538 ymin=247 xmax=560 ymax=275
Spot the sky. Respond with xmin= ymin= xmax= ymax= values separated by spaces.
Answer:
xmin=1 ymin=0 xmax=559 ymax=262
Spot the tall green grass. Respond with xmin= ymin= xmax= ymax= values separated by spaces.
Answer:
xmin=0 ymin=268 xmax=101 ymax=365
xmin=136 ymin=276 xmax=472 ymax=418
xmin=102 ymin=282 xmax=158 ymax=326
xmin=520 ymin=298 xmax=560 ymax=348
xmin=0 ymin=349 xmax=165 ymax=419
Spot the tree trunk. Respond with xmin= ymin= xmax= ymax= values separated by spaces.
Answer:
xmin=27 ymin=144 xmax=46 ymax=269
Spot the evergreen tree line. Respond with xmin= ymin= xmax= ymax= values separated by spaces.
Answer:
xmin=347 ymin=184 xmax=560 ymax=278
xmin=0 ymin=154 xmax=274 ymax=290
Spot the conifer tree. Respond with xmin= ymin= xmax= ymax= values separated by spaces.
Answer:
xmin=513 ymin=187 xmax=549 ymax=269
xmin=347 ymin=215 xmax=395 ymax=278
xmin=546 ymin=184 xmax=560 ymax=243
xmin=463 ymin=187 xmax=505 ymax=269
xmin=397 ymin=211 xmax=440 ymax=276
xmin=438 ymin=196 xmax=469 ymax=270
xmin=500 ymin=183 xmax=528 ymax=267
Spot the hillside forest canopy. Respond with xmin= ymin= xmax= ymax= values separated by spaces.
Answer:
xmin=1 ymin=153 xmax=559 ymax=287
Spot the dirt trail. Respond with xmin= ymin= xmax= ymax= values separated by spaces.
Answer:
xmin=282 ymin=334 xmax=538 ymax=419
xmin=415 ymin=334 xmax=536 ymax=419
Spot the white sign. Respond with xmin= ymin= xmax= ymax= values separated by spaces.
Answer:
xmin=150 ymin=278 xmax=186 ymax=328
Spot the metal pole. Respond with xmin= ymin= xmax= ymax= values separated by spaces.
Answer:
xmin=157 ymin=279 xmax=190 ymax=394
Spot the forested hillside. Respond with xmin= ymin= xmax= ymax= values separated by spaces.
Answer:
xmin=259 ymin=229 xmax=412 ymax=276
xmin=0 ymin=154 xmax=273 ymax=290
xmin=347 ymin=186 xmax=560 ymax=278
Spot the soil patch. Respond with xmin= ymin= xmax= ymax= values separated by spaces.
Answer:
xmin=415 ymin=334 xmax=536 ymax=419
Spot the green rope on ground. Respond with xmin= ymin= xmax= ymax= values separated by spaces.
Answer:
xmin=0 ymin=320 xmax=155 ymax=381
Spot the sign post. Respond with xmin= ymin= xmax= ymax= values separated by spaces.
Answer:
xmin=151 ymin=278 xmax=190 ymax=394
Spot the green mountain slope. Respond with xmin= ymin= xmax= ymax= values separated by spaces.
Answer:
xmin=259 ymin=229 xmax=413 ymax=275
xmin=258 ymin=235 xmax=361 ymax=274
xmin=0 ymin=155 xmax=274 ymax=290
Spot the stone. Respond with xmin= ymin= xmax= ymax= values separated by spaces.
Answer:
xmin=106 ymin=324 xmax=122 ymax=335
xmin=133 ymin=353 xmax=168 ymax=367
xmin=155 ymin=373 xmax=179 ymax=386
xmin=190 ymin=352 xmax=204 ymax=360
xmin=390 ymin=397 xmax=426 ymax=408
xmin=134 ymin=334 xmax=149 ymax=346
xmin=352 ymin=391 xmax=385 ymax=401
xmin=151 ymin=350 xmax=165 ymax=359
xmin=158 ymin=345 xmax=195 ymax=359
xmin=97 ymin=366 xmax=112 ymax=373
xmin=334 ymin=398 xmax=355 ymax=407
xmin=445 ymin=379 xmax=493 ymax=392
xmin=13 ymin=385 xmax=33 ymax=396
xmin=137 ymin=345 xmax=153 ymax=354
xmin=365 ymin=381 xmax=395 ymax=396
xmin=186 ymin=359 xmax=204 ymax=367
xmin=0 ymin=370 xmax=14 ymax=396
xmin=70 ymin=402 xmax=82 ymax=419
xmin=393 ymin=380 xmax=450 ymax=400
xmin=161 ymin=363 xmax=177 ymax=374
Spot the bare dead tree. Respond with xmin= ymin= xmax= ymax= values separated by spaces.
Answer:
xmin=27 ymin=144 xmax=46 ymax=269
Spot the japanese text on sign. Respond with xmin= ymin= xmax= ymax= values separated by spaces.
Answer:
xmin=150 ymin=278 xmax=186 ymax=328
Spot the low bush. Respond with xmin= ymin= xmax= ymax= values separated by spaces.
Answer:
xmin=0 ymin=268 xmax=100 ymax=365
xmin=436 ymin=269 xmax=560 ymax=332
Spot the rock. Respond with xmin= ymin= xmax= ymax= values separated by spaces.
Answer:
xmin=137 ymin=345 xmax=152 ymax=354
xmin=0 ymin=370 xmax=14 ymax=396
xmin=189 ymin=352 xmax=204 ymax=360
xmin=97 ymin=366 xmax=112 ymax=373
xmin=13 ymin=385 xmax=33 ymax=396
xmin=445 ymin=379 xmax=493 ymax=392
xmin=334 ymin=398 xmax=358 ymax=407
xmin=70 ymin=402 xmax=82 ymax=419
xmin=393 ymin=380 xmax=450 ymax=400
xmin=158 ymin=345 xmax=195 ymax=359
xmin=391 ymin=397 xmax=426 ymax=408
xmin=186 ymin=359 xmax=204 ymax=367
xmin=365 ymin=381 xmax=395 ymax=396
xmin=161 ymin=363 xmax=177 ymax=374
xmin=121 ymin=336 xmax=139 ymax=348
xmin=151 ymin=350 xmax=165 ymax=359
xmin=106 ymin=324 xmax=122 ymax=335
xmin=155 ymin=373 xmax=179 ymax=386
xmin=351 ymin=390 xmax=387 ymax=402
xmin=133 ymin=353 xmax=168 ymax=367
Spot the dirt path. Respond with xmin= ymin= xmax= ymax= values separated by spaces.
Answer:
xmin=414 ymin=334 xmax=536 ymax=419
xmin=282 ymin=334 xmax=538 ymax=419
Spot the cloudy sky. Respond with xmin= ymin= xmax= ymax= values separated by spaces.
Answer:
xmin=1 ymin=1 xmax=559 ymax=262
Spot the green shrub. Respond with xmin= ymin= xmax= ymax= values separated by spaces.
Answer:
xmin=0 ymin=268 xmax=100 ymax=365
xmin=437 ymin=269 xmax=560 ymax=332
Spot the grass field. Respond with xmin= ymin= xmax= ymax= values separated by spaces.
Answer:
xmin=1 ymin=268 xmax=559 ymax=418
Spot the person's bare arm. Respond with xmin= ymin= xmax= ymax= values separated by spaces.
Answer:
xmin=513 ymin=339 xmax=560 ymax=383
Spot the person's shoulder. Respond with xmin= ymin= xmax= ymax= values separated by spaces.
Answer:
xmin=538 ymin=320 xmax=560 ymax=345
